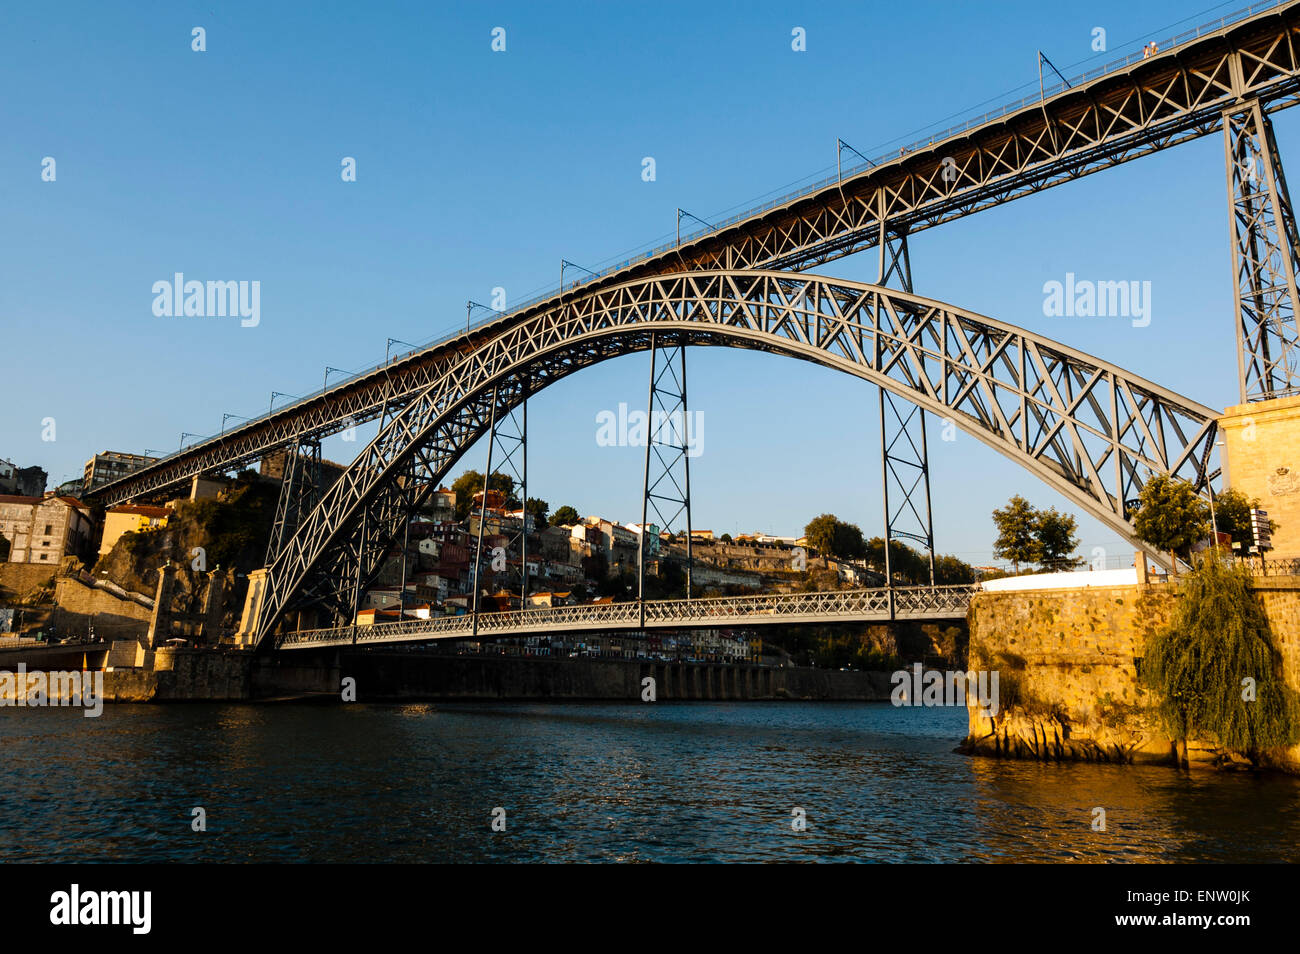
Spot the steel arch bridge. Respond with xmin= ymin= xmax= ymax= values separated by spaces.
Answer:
xmin=240 ymin=270 xmax=1220 ymax=648
xmin=88 ymin=0 xmax=1300 ymax=509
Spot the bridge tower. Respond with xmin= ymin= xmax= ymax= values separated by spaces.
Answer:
xmin=265 ymin=438 xmax=322 ymax=568
xmin=470 ymin=380 xmax=529 ymax=639
xmin=876 ymin=203 xmax=937 ymax=605
xmin=637 ymin=332 xmax=694 ymax=627
xmin=1225 ymin=98 xmax=1300 ymax=402
xmin=1219 ymin=94 xmax=1300 ymax=558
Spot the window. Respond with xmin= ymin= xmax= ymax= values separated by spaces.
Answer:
xmin=39 ymin=554 xmax=47 ymax=561
xmin=43 ymin=525 xmax=52 ymax=535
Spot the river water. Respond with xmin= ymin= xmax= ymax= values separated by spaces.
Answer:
xmin=2 ymin=701 xmax=1297 ymax=863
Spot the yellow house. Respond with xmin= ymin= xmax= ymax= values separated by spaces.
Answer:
xmin=99 ymin=504 xmax=171 ymax=557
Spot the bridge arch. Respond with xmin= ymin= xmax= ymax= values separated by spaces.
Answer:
xmin=250 ymin=270 xmax=1219 ymax=645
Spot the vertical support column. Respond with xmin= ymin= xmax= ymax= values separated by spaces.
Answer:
xmin=876 ymin=225 xmax=937 ymax=612
xmin=468 ymin=379 xmax=528 ymax=637
xmin=638 ymin=334 xmax=656 ymax=630
xmin=265 ymin=437 xmax=322 ymax=567
xmin=471 ymin=387 xmax=500 ymax=642
xmin=681 ymin=346 xmax=693 ymax=601
xmin=1224 ymin=99 xmax=1300 ymax=402
xmin=398 ymin=459 xmax=412 ymax=618
xmin=638 ymin=333 xmax=694 ymax=630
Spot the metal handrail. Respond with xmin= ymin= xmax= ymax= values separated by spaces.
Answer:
xmin=275 ymin=584 xmax=977 ymax=648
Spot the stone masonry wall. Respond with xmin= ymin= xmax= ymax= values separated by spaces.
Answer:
xmin=48 ymin=576 xmax=152 ymax=643
xmin=963 ymin=580 xmax=1300 ymax=772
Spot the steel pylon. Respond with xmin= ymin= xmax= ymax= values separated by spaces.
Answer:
xmin=1225 ymin=99 xmax=1300 ymax=402
xmin=265 ymin=438 xmax=322 ymax=567
xmin=638 ymin=333 xmax=694 ymax=627
xmin=876 ymin=223 xmax=937 ymax=605
xmin=471 ymin=380 xmax=529 ymax=639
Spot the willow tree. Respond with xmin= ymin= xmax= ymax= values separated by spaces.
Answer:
xmin=1141 ymin=554 xmax=1298 ymax=764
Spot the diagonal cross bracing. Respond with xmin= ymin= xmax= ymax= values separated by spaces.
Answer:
xmin=250 ymin=270 xmax=1220 ymax=647
xmin=91 ymin=2 xmax=1300 ymax=507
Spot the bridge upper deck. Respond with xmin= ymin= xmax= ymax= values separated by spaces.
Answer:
xmin=92 ymin=0 xmax=1300 ymax=506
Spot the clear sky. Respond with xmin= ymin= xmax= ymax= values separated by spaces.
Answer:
xmin=0 ymin=0 xmax=1280 ymax=567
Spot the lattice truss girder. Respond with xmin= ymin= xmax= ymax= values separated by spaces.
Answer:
xmin=93 ymin=9 xmax=1300 ymax=508
xmin=255 ymin=270 xmax=1221 ymax=646
xmin=1226 ymin=98 xmax=1300 ymax=399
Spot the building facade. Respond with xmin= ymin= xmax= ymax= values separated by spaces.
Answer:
xmin=0 ymin=494 xmax=97 ymax=564
xmin=83 ymin=451 xmax=158 ymax=494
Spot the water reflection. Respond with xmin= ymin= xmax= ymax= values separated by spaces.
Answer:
xmin=1 ymin=702 xmax=1296 ymax=862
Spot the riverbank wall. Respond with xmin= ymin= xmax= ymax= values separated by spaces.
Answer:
xmin=76 ymin=649 xmax=896 ymax=703
xmin=961 ymin=577 xmax=1300 ymax=773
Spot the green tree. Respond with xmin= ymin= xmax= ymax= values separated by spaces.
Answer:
xmin=803 ymin=514 xmax=867 ymax=560
xmin=1213 ymin=487 xmax=1275 ymax=553
xmin=524 ymin=497 xmax=549 ymax=530
xmin=804 ymin=514 xmax=838 ymax=556
xmin=551 ymin=505 xmax=581 ymax=527
xmin=1036 ymin=507 xmax=1081 ymax=571
xmin=934 ymin=553 xmax=976 ymax=584
xmin=992 ymin=495 xmax=1039 ymax=572
xmin=1141 ymin=554 xmax=1298 ymax=763
xmin=719 ymin=532 xmax=732 ymax=543
xmin=864 ymin=537 xmax=929 ymax=583
xmin=452 ymin=470 xmax=517 ymax=520
xmin=1132 ymin=474 xmax=1210 ymax=575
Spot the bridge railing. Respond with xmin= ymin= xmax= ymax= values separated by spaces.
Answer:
xmin=274 ymin=585 xmax=978 ymax=649
xmin=123 ymin=0 xmax=1289 ymax=484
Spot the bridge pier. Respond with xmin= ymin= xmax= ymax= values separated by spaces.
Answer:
xmin=234 ymin=568 xmax=269 ymax=648
xmin=1224 ymin=98 xmax=1300 ymax=401
xmin=1220 ymin=395 xmax=1300 ymax=555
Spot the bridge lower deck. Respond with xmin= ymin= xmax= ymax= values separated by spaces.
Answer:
xmin=274 ymin=586 xmax=975 ymax=650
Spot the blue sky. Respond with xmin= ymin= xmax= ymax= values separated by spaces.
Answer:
xmin=0 ymin=0 xmax=1278 ymax=566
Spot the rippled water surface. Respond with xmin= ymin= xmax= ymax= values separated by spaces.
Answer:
xmin=2 ymin=701 xmax=1297 ymax=862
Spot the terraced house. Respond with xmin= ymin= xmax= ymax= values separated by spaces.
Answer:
xmin=0 ymin=493 xmax=96 ymax=564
